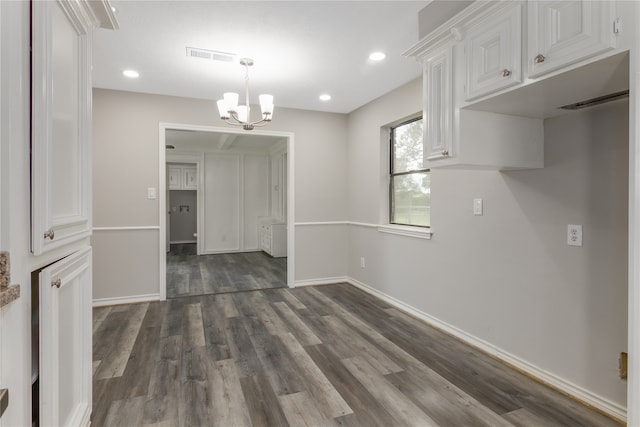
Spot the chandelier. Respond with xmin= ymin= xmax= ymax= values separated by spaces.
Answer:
xmin=216 ymin=58 xmax=274 ymax=131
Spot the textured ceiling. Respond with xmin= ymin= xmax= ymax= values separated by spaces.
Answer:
xmin=93 ymin=1 xmax=429 ymax=114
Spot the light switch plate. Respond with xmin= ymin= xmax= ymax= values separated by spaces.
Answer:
xmin=473 ymin=198 xmax=483 ymax=216
xmin=147 ymin=187 xmax=157 ymax=199
xmin=568 ymin=224 xmax=582 ymax=246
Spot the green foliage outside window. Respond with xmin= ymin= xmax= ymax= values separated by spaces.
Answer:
xmin=390 ymin=118 xmax=430 ymax=227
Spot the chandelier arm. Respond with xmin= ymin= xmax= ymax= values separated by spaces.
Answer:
xmin=226 ymin=111 xmax=242 ymax=126
xmin=244 ymin=62 xmax=251 ymax=122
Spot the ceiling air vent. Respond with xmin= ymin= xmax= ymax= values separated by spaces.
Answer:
xmin=186 ymin=47 xmax=236 ymax=63
xmin=559 ymin=90 xmax=629 ymax=110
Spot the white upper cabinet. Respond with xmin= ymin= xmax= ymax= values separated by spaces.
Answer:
xmin=404 ymin=0 xmax=626 ymax=170
xmin=168 ymin=165 xmax=197 ymax=190
xmin=465 ymin=4 xmax=522 ymax=100
xmin=424 ymin=44 xmax=453 ymax=160
xmin=183 ymin=167 xmax=198 ymax=190
xmin=168 ymin=166 xmax=182 ymax=189
xmin=31 ymin=1 xmax=92 ymax=255
xmin=527 ymin=1 xmax=615 ymax=78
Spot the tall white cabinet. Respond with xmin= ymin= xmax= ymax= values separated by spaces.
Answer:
xmin=31 ymin=0 xmax=93 ymax=256
xmin=30 ymin=1 xmax=116 ymax=426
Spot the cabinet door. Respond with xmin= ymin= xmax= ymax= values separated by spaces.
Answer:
xmin=39 ymin=247 xmax=92 ymax=426
xmin=32 ymin=1 xmax=92 ymax=255
xmin=168 ymin=166 xmax=182 ymax=190
xmin=183 ymin=167 xmax=198 ymax=190
xmin=424 ymin=45 xmax=453 ymax=160
xmin=465 ymin=4 xmax=522 ymax=101
xmin=527 ymin=0 xmax=615 ymax=78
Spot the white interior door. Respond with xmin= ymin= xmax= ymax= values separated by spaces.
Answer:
xmin=39 ymin=246 xmax=92 ymax=426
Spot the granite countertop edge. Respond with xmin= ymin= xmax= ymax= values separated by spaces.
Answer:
xmin=0 ymin=285 xmax=20 ymax=309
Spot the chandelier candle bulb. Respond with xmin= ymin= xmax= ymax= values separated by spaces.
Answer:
xmin=259 ymin=94 xmax=274 ymax=118
xmin=217 ymin=100 xmax=230 ymax=119
xmin=237 ymin=106 xmax=248 ymax=123
xmin=223 ymin=92 xmax=239 ymax=112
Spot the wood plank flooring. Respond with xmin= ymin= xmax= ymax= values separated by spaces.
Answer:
xmin=92 ymin=284 xmax=622 ymax=427
xmin=167 ymin=244 xmax=287 ymax=298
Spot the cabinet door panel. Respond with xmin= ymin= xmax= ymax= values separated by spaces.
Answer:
xmin=528 ymin=0 xmax=614 ymax=78
xmin=183 ymin=167 xmax=198 ymax=190
xmin=32 ymin=1 xmax=92 ymax=255
xmin=424 ymin=45 xmax=452 ymax=160
xmin=466 ymin=4 xmax=522 ymax=100
xmin=168 ymin=166 xmax=182 ymax=189
xmin=39 ymin=247 xmax=92 ymax=426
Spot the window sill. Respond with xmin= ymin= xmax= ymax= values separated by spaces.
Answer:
xmin=377 ymin=224 xmax=432 ymax=240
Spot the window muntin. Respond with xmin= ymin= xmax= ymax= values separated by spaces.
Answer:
xmin=390 ymin=118 xmax=430 ymax=228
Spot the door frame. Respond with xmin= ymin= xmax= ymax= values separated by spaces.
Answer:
xmin=158 ymin=123 xmax=295 ymax=300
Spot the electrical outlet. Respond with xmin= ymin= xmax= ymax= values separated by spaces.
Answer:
xmin=567 ymin=224 xmax=582 ymax=246
xmin=473 ymin=198 xmax=483 ymax=216
xmin=360 ymin=257 xmax=365 ymax=269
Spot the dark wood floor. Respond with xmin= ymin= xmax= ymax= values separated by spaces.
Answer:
xmin=167 ymin=243 xmax=287 ymax=298
xmin=92 ymin=283 xmax=620 ymax=427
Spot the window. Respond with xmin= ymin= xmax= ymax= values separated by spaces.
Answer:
xmin=390 ymin=118 xmax=430 ymax=227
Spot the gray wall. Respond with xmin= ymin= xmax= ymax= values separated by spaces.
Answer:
xmin=92 ymin=88 xmax=349 ymax=300
xmin=346 ymin=78 xmax=628 ymax=406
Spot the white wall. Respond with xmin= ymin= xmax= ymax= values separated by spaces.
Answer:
xmin=347 ymin=77 xmax=629 ymax=409
xmin=93 ymin=89 xmax=349 ymax=301
xmin=200 ymin=151 xmax=270 ymax=253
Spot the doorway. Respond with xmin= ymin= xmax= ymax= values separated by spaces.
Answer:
xmin=158 ymin=123 xmax=294 ymax=300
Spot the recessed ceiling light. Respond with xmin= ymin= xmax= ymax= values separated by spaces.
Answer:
xmin=319 ymin=94 xmax=331 ymax=101
xmin=369 ymin=52 xmax=386 ymax=61
xmin=111 ymin=5 xmax=118 ymax=14
xmin=122 ymin=69 xmax=139 ymax=78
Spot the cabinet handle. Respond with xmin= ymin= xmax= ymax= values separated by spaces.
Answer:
xmin=501 ymin=69 xmax=512 ymax=77
xmin=44 ymin=228 xmax=55 ymax=240
xmin=51 ymin=278 xmax=62 ymax=289
xmin=442 ymin=150 xmax=449 ymax=156
xmin=534 ymin=54 xmax=546 ymax=64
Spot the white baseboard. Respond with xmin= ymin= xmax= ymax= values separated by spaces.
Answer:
xmin=293 ymin=276 xmax=349 ymax=287
xmin=92 ymin=293 xmax=160 ymax=307
xmin=345 ymin=277 xmax=627 ymax=423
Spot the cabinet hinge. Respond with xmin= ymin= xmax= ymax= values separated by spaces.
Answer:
xmin=613 ymin=18 xmax=621 ymax=34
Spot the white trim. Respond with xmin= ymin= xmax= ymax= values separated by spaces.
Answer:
xmin=93 ymin=226 xmax=160 ymax=231
xmin=628 ymin=4 xmax=640 ymax=424
xmin=92 ymin=293 xmax=160 ymax=307
xmin=292 ymin=276 xmax=349 ymax=288
xmin=295 ymin=221 xmax=349 ymax=226
xmin=169 ymin=240 xmax=196 ymax=244
xmin=377 ymin=224 xmax=432 ymax=239
xmin=294 ymin=221 xmax=432 ymax=239
xmin=346 ymin=277 xmax=627 ymax=423
xmin=199 ymin=249 xmax=262 ymax=255
xmin=348 ymin=221 xmax=378 ymax=228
